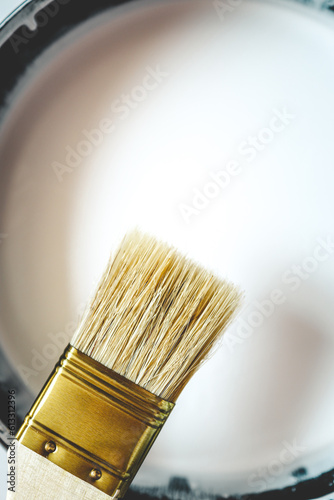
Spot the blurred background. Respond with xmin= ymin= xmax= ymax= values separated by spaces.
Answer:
xmin=1 ymin=0 xmax=334 ymax=499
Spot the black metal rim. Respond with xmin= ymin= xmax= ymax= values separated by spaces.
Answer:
xmin=0 ymin=1 xmax=333 ymax=498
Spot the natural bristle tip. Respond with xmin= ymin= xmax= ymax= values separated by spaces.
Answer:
xmin=71 ymin=230 xmax=242 ymax=402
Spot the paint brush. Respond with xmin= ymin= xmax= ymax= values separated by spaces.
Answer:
xmin=9 ymin=230 xmax=242 ymax=499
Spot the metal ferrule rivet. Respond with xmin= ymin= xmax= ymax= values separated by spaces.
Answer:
xmin=44 ymin=440 xmax=57 ymax=453
xmin=17 ymin=345 xmax=174 ymax=497
xmin=90 ymin=468 xmax=102 ymax=481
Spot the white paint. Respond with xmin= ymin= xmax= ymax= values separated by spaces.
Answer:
xmin=0 ymin=0 xmax=23 ymax=25
xmin=1 ymin=0 xmax=334 ymax=496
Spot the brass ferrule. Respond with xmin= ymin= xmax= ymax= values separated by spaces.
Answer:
xmin=17 ymin=345 xmax=174 ymax=498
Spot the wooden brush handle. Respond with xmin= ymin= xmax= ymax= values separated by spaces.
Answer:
xmin=7 ymin=443 xmax=113 ymax=500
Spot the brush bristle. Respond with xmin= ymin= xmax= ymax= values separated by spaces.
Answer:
xmin=71 ymin=230 xmax=242 ymax=402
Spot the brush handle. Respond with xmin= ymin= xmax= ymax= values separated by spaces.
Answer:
xmin=7 ymin=443 xmax=114 ymax=500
